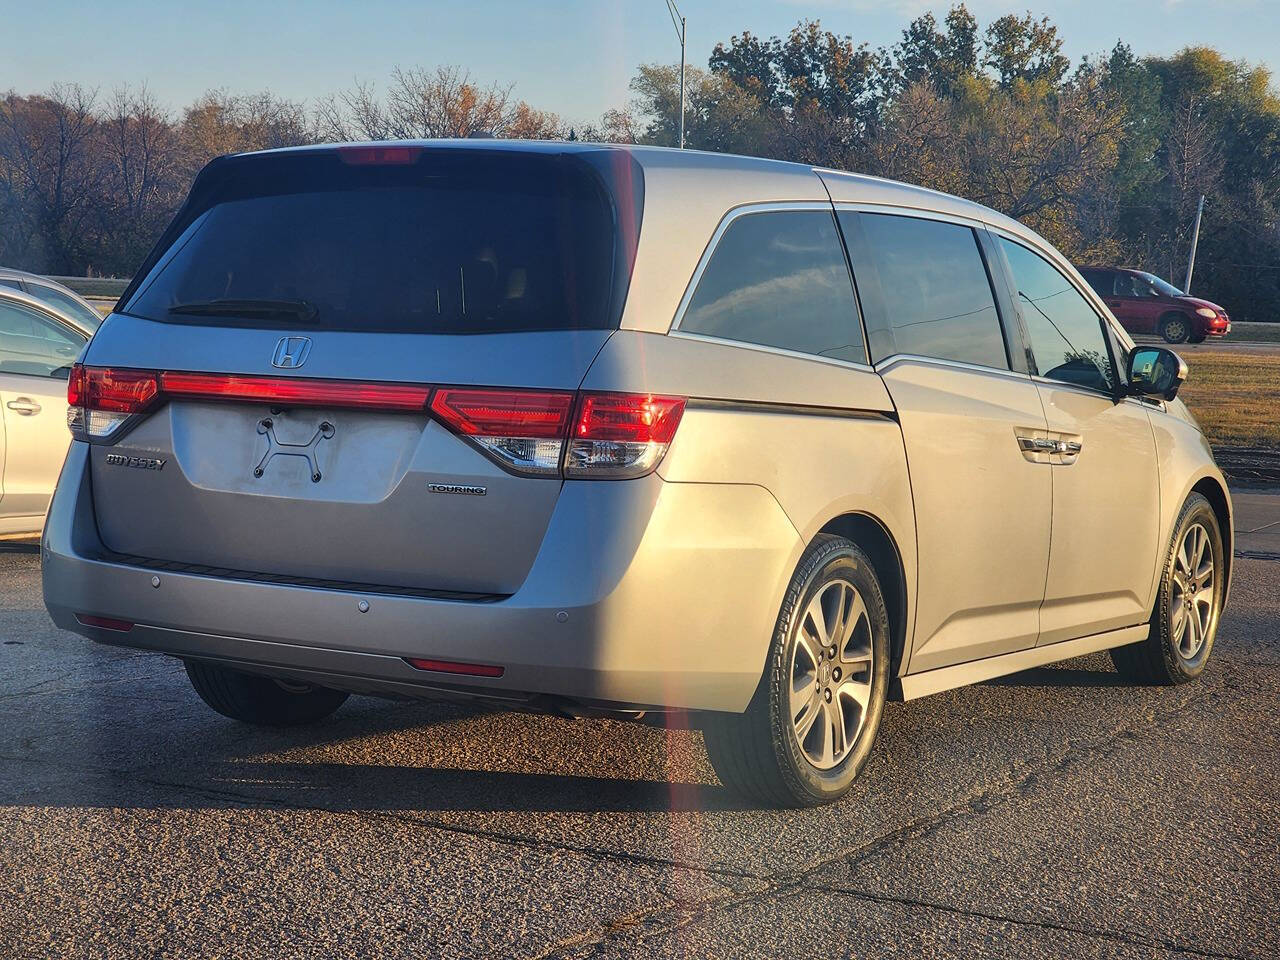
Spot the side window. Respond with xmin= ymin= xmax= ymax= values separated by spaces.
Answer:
xmin=1113 ymin=273 xmax=1137 ymax=297
xmin=0 ymin=301 xmax=83 ymax=379
xmin=1079 ymin=269 xmax=1108 ymax=297
xmin=28 ymin=283 xmax=102 ymax=331
xmin=680 ymin=210 xmax=866 ymax=365
xmin=0 ymin=278 xmax=22 ymax=290
xmin=998 ymin=238 xmax=1115 ymax=394
xmin=842 ymin=212 xmax=1009 ymax=370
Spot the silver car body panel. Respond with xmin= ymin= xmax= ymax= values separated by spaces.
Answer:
xmin=42 ymin=141 xmax=1232 ymax=713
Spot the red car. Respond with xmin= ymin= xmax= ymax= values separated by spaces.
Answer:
xmin=1079 ymin=266 xmax=1230 ymax=343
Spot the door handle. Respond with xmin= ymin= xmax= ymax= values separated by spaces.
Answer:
xmin=6 ymin=397 xmax=41 ymax=416
xmin=1017 ymin=435 xmax=1083 ymax=462
xmin=1017 ymin=436 xmax=1057 ymax=453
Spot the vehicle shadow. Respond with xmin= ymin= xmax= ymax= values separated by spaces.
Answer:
xmin=4 ymin=696 xmax=754 ymax=814
xmin=983 ymin=663 xmax=1131 ymax=688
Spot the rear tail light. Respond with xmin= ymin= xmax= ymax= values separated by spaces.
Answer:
xmin=67 ymin=365 xmax=431 ymax=441
xmin=430 ymin=388 xmax=574 ymax=476
xmin=67 ymin=364 xmax=161 ymax=439
xmin=68 ymin=365 xmax=686 ymax=479
xmin=566 ymin=393 xmax=686 ymax=479
xmin=159 ymin=372 xmax=432 ymax=411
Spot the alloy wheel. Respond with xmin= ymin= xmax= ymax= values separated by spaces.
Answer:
xmin=789 ymin=578 xmax=875 ymax=770
xmin=1171 ymin=521 xmax=1215 ymax=660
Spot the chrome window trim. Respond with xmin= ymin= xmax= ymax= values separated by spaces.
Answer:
xmin=668 ymin=200 xmax=844 ymax=335
xmin=831 ymin=200 xmax=989 ymax=232
xmin=873 ymin=353 xmax=1034 ymax=383
xmin=668 ymin=329 xmax=875 ymax=374
xmin=1029 ymin=374 xmax=1119 ymax=402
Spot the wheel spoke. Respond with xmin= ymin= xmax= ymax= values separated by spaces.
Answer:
xmin=1176 ymin=536 xmax=1193 ymax=577
xmin=841 ymin=590 xmax=867 ymax=644
xmin=1171 ymin=599 xmax=1189 ymax=648
xmin=838 ymin=676 xmax=872 ymax=711
xmin=805 ymin=594 xmax=829 ymax=650
xmin=793 ymin=687 xmax=824 ymax=742
xmin=825 ymin=583 xmax=850 ymax=649
xmin=827 ymin=700 xmax=846 ymax=763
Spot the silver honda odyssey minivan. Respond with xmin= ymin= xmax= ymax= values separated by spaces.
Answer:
xmin=43 ymin=141 xmax=1232 ymax=807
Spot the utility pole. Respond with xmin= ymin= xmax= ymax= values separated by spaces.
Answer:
xmin=665 ymin=0 xmax=686 ymax=149
xmin=1185 ymin=194 xmax=1205 ymax=294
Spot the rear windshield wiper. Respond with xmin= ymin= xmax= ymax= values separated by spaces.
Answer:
xmin=167 ymin=299 xmax=318 ymax=322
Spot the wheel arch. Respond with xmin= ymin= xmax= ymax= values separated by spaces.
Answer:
xmin=817 ymin=512 xmax=909 ymax=680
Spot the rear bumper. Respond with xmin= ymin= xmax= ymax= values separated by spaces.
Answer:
xmin=43 ymin=442 xmax=802 ymax=713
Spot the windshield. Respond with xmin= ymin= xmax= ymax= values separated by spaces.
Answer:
xmin=1139 ymin=272 xmax=1184 ymax=297
xmin=123 ymin=151 xmax=628 ymax=334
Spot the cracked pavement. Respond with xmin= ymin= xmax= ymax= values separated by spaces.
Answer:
xmin=2 ymin=544 xmax=1277 ymax=959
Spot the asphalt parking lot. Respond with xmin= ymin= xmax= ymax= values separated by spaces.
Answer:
xmin=3 ymin=526 xmax=1278 ymax=958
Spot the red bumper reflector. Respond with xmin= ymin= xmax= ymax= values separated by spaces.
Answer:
xmin=405 ymin=657 xmax=504 ymax=678
xmin=75 ymin=614 xmax=135 ymax=632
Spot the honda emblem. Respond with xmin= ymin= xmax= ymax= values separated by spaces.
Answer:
xmin=272 ymin=336 xmax=312 ymax=369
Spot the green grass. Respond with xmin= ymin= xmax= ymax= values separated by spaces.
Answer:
xmin=48 ymin=276 xmax=130 ymax=298
xmin=1230 ymin=323 xmax=1280 ymax=343
xmin=1178 ymin=348 xmax=1280 ymax=449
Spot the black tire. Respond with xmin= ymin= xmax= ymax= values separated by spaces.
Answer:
xmin=184 ymin=659 xmax=349 ymax=726
xmin=702 ymin=534 xmax=891 ymax=807
xmin=1159 ymin=313 xmax=1191 ymax=344
xmin=1111 ymin=493 xmax=1224 ymax=685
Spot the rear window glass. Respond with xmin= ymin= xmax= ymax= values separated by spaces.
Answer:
xmin=124 ymin=152 xmax=628 ymax=334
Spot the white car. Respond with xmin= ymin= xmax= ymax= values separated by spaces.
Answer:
xmin=0 ymin=267 xmax=104 ymax=334
xmin=0 ymin=286 xmax=92 ymax=538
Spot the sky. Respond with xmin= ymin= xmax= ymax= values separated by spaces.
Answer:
xmin=5 ymin=1 xmax=1278 ymax=125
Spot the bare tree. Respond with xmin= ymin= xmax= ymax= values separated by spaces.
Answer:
xmin=0 ymin=84 xmax=104 ymax=273
xmin=314 ymin=80 xmax=391 ymax=141
xmin=98 ymin=85 xmax=183 ymax=275
xmin=316 ymin=66 xmax=563 ymax=143
xmin=178 ymin=89 xmax=312 ymax=180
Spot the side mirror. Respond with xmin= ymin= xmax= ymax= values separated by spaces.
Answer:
xmin=1127 ymin=346 xmax=1187 ymax=401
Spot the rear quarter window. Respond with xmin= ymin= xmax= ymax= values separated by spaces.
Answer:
xmin=678 ymin=209 xmax=866 ymax=365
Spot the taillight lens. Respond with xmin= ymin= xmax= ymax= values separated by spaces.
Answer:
xmin=565 ymin=393 xmax=686 ymax=479
xmin=159 ymin=371 xmax=431 ymax=411
xmin=67 ymin=364 xmax=161 ymax=439
xmin=430 ymin=388 xmax=574 ymax=476
xmin=67 ymin=364 xmax=687 ymax=480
